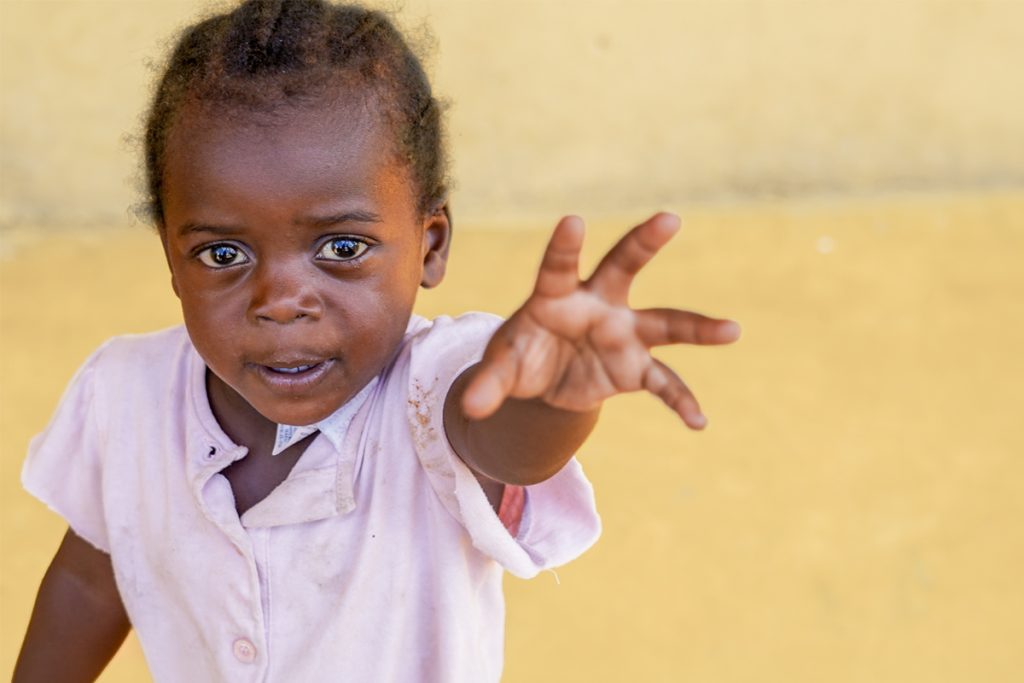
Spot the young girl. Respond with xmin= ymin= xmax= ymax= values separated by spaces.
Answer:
xmin=15 ymin=1 xmax=739 ymax=681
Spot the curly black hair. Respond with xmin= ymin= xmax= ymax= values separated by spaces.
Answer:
xmin=143 ymin=0 xmax=447 ymax=226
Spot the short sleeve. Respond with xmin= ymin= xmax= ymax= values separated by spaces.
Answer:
xmin=406 ymin=313 xmax=601 ymax=579
xmin=22 ymin=343 xmax=112 ymax=553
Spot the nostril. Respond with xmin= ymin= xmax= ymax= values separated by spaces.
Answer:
xmin=253 ymin=308 xmax=315 ymax=324
xmin=249 ymin=286 xmax=323 ymax=324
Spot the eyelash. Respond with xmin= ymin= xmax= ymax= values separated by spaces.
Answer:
xmin=193 ymin=237 xmax=370 ymax=269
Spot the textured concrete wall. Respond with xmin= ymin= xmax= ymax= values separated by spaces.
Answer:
xmin=2 ymin=0 xmax=1023 ymax=229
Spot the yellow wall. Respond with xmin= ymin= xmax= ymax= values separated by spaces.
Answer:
xmin=3 ymin=193 xmax=1022 ymax=681
xmin=2 ymin=1 xmax=1023 ymax=681
xmin=2 ymin=0 xmax=1023 ymax=228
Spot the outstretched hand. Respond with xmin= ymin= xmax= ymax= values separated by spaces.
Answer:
xmin=462 ymin=212 xmax=740 ymax=429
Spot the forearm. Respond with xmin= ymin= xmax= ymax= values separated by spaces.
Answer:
xmin=15 ymin=529 xmax=131 ymax=683
xmin=444 ymin=364 xmax=600 ymax=486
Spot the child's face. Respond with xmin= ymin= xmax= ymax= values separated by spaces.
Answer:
xmin=159 ymin=100 xmax=449 ymax=426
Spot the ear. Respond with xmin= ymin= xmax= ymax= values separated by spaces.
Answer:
xmin=420 ymin=204 xmax=451 ymax=289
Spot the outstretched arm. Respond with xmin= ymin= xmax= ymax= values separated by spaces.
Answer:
xmin=14 ymin=528 xmax=130 ymax=683
xmin=443 ymin=212 xmax=740 ymax=486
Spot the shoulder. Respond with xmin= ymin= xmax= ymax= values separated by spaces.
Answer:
xmin=385 ymin=314 xmax=603 ymax=579
xmin=405 ymin=312 xmax=503 ymax=353
xmin=82 ymin=325 xmax=195 ymax=408
xmin=93 ymin=325 xmax=191 ymax=365
xmin=84 ymin=325 xmax=192 ymax=375
xmin=397 ymin=312 xmax=503 ymax=388
xmin=50 ymin=325 xmax=191 ymax=389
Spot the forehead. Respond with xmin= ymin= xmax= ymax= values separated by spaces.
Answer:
xmin=162 ymin=97 xmax=412 ymax=217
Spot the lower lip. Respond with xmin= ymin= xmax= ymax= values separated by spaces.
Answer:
xmin=252 ymin=359 xmax=335 ymax=392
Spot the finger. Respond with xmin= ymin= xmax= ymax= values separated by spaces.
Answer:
xmin=643 ymin=359 xmax=706 ymax=429
xmin=635 ymin=309 xmax=742 ymax=348
xmin=587 ymin=212 xmax=681 ymax=303
xmin=533 ymin=216 xmax=585 ymax=298
xmin=461 ymin=338 xmax=521 ymax=420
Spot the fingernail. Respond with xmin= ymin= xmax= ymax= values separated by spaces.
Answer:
xmin=660 ymin=212 xmax=682 ymax=231
xmin=721 ymin=320 xmax=741 ymax=340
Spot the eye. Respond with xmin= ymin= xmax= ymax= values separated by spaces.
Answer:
xmin=317 ymin=237 xmax=369 ymax=262
xmin=196 ymin=244 xmax=249 ymax=268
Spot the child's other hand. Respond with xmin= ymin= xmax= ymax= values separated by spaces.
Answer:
xmin=462 ymin=212 xmax=740 ymax=429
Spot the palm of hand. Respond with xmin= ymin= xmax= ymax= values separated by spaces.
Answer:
xmin=489 ymin=294 xmax=648 ymax=413
xmin=463 ymin=213 xmax=740 ymax=429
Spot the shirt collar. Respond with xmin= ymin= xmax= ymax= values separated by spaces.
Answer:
xmin=271 ymin=378 xmax=378 ymax=455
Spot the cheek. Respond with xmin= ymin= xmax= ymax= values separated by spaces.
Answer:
xmin=328 ymin=278 xmax=416 ymax=352
xmin=177 ymin=290 xmax=246 ymax=357
xmin=180 ymin=288 xmax=230 ymax=324
xmin=394 ymin=243 xmax=429 ymax=295
xmin=325 ymin=279 xmax=412 ymax=334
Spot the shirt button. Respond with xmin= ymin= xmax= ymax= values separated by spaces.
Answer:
xmin=233 ymin=638 xmax=257 ymax=663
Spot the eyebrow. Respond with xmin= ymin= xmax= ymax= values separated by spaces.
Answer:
xmin=176 ymin=210 xmax=382 ymax=237
xmin=177 ymin=222 xmax=241 ymax=238
xmin=302 ymin=209 xmax=382 ymax=228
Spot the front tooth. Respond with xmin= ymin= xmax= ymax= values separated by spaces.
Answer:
xmin=272 ymin=364 xmax=313 ymax=374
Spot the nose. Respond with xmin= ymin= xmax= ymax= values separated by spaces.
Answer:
xmin=248 ymin=261 xmax=324 ymax=324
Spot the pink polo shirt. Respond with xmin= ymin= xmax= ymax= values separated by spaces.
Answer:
xmin=22 ymin=313 xmax=601 ymax=682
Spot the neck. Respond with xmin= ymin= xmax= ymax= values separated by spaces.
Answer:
xmin=205 ymin=369 xmax=276 ymax=453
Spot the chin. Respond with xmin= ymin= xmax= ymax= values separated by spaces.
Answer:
xmin=260 ymin=401 xmax=342 ymax=427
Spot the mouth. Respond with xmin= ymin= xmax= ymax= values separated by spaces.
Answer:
xmin=266 ymin=363 xmax=320 ymax=375
xmin=250 ymin=358 xmax=336 ymax=390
